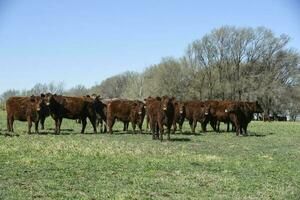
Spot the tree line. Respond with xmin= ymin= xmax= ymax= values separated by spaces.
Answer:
xmin=1 ymin=26 xmax=299 ymax=119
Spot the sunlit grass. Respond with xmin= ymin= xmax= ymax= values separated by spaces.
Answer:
xmin=0 ymin=110 xmax=299 ymax=199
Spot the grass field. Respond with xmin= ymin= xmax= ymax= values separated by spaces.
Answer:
xmin=0 ymin=110 xmax=300 ymax=200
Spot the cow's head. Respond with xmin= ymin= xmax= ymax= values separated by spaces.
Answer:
xmin=29 ymin=95 xmax=47 ymax=113
xmin=132 ymin=101 xmax=145 ymax=125
xmin=204 ymin=105 xmax=210 ymax=116
xmin=93 ymin=95 xmax=106 ymax=119
xmin=254 ymin=101 xmax=264 ymax=113
xmin=41 ymin=93 xmax=52 ymax=106
xmin=161 ymin=96 xmax=174 ymax=112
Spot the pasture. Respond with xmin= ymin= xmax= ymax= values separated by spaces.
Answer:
xmin=0 ymin=110 xmax=299 ymax=199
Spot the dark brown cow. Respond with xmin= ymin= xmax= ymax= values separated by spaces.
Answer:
xmin=147 ymin=96 xmax=175 ymax=141
xmin=106 ymin=99 xmax=145 ymax=134
xmin=6 ymin=95 xmax=48 ymax=134
xmin=172 ymin=100 xmax=186 ymax=134
xmin=184 ymin=100 xmax=210 ymax=134
xmin=236 ymin=101 xmax=264 ymax=135
xmin=45 ymin=94 xmax=101 ymax=134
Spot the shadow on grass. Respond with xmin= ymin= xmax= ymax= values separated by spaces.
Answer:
xmin=169 ymin=138 xmax=191 ymax=142
xmin=0 ymin=131 xmax=20 ymax=137
xmin=244 ymin=131 xmax=274 ymax=137
xmin=46 ymin=128 xmax=74 ymax=132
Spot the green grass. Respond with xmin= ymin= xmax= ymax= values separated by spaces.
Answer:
xmin=0 ymin=110 xmax=300 ymax=199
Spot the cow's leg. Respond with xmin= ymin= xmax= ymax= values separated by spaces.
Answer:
xmin=99 ymin=119 xmax=103 ymax=133
xmin=179 ymin=123 xmax=183 ymax=134
xmin=146 ymin=116 xmax=149 ymax=131
xmin=35 ymin=120 xmax=39 ymax=134
xmin=107 ymin=117 xmax=115 ymax=134
xmin=81 ymin=118 xmax=87 ymax=134
xmin=192 ymin=120 xmax=197 ymax=134
xmin=40 ymin=117 xmax=45 ymax=130
xmin=167 ymin=125 xmax=171 ymax=140
xmin=201 ymin=123 xmax=207 ymax=133
xmin=7 ymin=116 xmax=11 ymax=132
xmin=8 ymin=116 xmax=14 ymax=132
xmin=27 ymin=117 xmax=32 ymax=134
xmin=103 ymin=122 xmax=107 ymax=133
xmin=226 ymin=122 xmax=230 ymax=132
xmin=90 ymin=116 xmax=97 ymax=134
xmin=158 ymin=122 xmax=164 ymax=141
xmin=210 ymin=120 xmax=216 ymax=131
xmin=150 ymin=119 xmax=156 ymax=139
xmin=54 ymin=118 xmax=59 ymax=134
xmin=131 ymin=122 xmax=136 ymax=134
xmin=172 ymin=121 xmax=177 ymax=134
xmin=189 ymin=120 xmax=193 ymax=132
xmin=138 ymin=123 xmax=143 ymax=134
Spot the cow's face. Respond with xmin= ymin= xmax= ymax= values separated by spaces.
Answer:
xmin=42 ymin=93 xmax=52 ymax=106
xmin=161 ymin=97 xmax=170 ymax=111
xmin=30 ymin=95 xmax=46 ymax=113
xmin=204 ymin=105 xmax=210 ymax=116
xmin=93 ymin=96 xmax=106 ymax=118
xmin=178 ymin=102 xmax=185 ymax=115
xmin=137 ymin=102 xmax=145 ymax=116
xmin=255 ymin=101 xmax=264 ymax=113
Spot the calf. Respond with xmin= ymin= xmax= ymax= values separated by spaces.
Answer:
xmin=6 ymin=95 xmax=48 ymax=134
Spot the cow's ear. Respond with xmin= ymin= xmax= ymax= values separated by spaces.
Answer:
xmin=41 ymin=93 xmax=45 ymax=98
xmin=86 ymin=95 xmax=90 ymax=98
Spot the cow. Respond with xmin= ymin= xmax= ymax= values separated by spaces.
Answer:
xmin=204 ymin=100 xmax=231 ymax=132
xmin=144 ymin=96 xmax=161 ymax=132
xmin=106 ymin=99 xmax=146 ymax=134
xmin=172 ymin=100 xmax=186 ymax=134
xmin=45 ymin=94 xmax=103 ymax=134
xmin=92 ymin=95 xmax=108 ymax=133
xmin=183 ymin=100 xmax=210 ymax=134
xmin=147 ymin=96 xmax=175 ymax=141
xmin=6 ymin=94 xmax=48 ymax=134
xmin=236 ymin=101 xmax=264 ymax=135
xmin=207 ymin=100 xmax=263 ymax=136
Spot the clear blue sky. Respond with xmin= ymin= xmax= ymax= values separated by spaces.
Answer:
xmin=0 ymin=0 xmax=299 ymax=93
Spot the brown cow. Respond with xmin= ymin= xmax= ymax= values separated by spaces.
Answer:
xmin=106 ymin=99 xmax=145 ymax=134
xmin=184 ymin=100 xmax=210 ymax=134
xmin=147 ymin=96 xmax=175 ymax=141
xmin=6 ymin=95 xmax=48 ymax=134
xmin=144 ymin=96 xmax=161 ymax=131
xmin=172 ymin=100 xmax=186 ymax=134
xmin=205 ymin=100 xmax=242 ymax=135
xmin=45 ymin=94 xmax=101 ymax=134
xmin=207 ymin=100 xmax=263 ymax=136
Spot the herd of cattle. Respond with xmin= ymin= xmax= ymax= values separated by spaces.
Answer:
xmin=5 ymin=94 xmax=264 ymax=141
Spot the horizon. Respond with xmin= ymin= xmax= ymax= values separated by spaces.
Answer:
xmin=1 ymin=0 xmax=300 ymax=93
